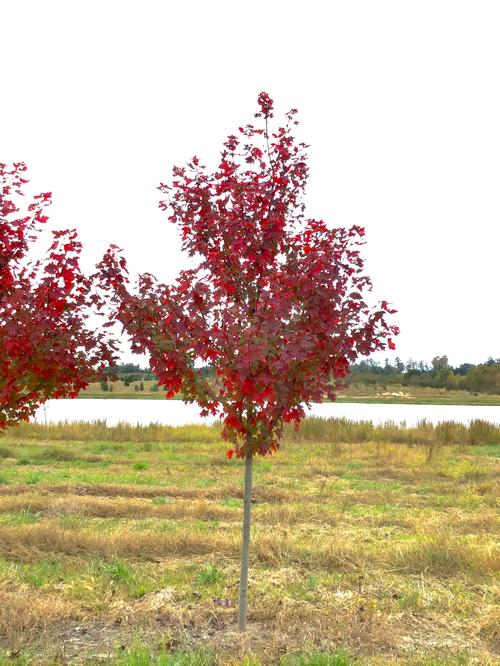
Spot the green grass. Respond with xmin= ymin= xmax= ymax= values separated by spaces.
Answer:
xmin=111 ymin=644 xmax=214 ymax=666
xmin=77 ymin=381 xmax=500 ymax=405
xmin=78 ymin=380 xmax=182 ymax=400
xmin=0 ymin=645 xmax=359 ymax=666
xmin=196 ymin=562 xmax=223 ymax=585
xmin=0 ymin=421 xmax=497 ymax=664
xmin=281 ymin=651 xmax=355 ymax=666
xmin=0 ymin=509 xmax=41 ymax=526
xmin=337 ymin=383 xmax=500 ymax=406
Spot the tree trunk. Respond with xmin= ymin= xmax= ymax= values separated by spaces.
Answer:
xmin=237 ymin=449 xmax=253 ymax=631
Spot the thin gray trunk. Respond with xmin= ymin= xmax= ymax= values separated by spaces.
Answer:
xmin=237 ymin=449 xmax=253 ymax=631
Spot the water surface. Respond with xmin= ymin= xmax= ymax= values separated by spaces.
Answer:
xmin=35 ymin=399 xmax=500 ymax=427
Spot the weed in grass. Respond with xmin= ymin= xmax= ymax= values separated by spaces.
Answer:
xmin=16 ymin=458 xmax=30 ymax=466
xmin=193 ymin=519 xmax=220 ymax=533
xmin=131 ymin=584 xmax=148 ymax=599
xmin=280 ymin=650 xmax=355 ymax=666
xmin=151 ymin=496 xmax=171 ymax=505
xmin=396 ymin=588 xmax=421 ymax=610
xmin=22 ymin=559 xmax=63 ymax=588
xmin=112 ymin=642 xmax=214 ymax=666
xmin=307 ymin=574 xmax=319 ymax=591
xmin=88 ymin=558 xmax=154 ymax=600
xmin=133 ymin=461 xmax=148 ymax=471
xmin=221 ymin=497 xmax=242 ymax=508
xmin=0 ymin=509 xmax=41 ymax=526
xmin=0 ymin=446 xmax=13 ymax=459
xmin=58 ymin=514 xmax=85 ymax=529
xmin=98 ymin=558 xmax=135 ymax=584
xmin=197 ymin=563 xmax=223 ymax=585
xmin=25 ymin=473 xmax=42 ymax=485
xmin=193 ymin=477 xmax=217 ymax=488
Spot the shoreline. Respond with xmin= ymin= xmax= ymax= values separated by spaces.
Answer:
xmin=75 ymin=394 xmax=500 ymax=407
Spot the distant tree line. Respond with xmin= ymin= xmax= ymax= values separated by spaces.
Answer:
xmin=347 ymin=356 xmax=500 ymax=394
xmin=101 ymin=359 xmax=500 ymax=396
xmin=93 ymin=363 xmax=158 ymax=392
xmin=104 ymin=363 xmax=155 ymax=384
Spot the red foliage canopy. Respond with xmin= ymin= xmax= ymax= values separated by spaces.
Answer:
xmin=99 ymin=94 xmax=398 ymax=456
xmin=0 ymin=162 xmax=117 ymax=429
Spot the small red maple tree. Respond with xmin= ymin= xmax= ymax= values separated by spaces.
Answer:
xmin=99 ymin=93 xmax=398 ymax=630
xmin=0 ymin=162 xmax=117 ymax=429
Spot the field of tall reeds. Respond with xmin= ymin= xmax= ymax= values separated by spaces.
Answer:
xmin=8 ymin=416 xmax=500 ymax=445
xmin=0 ymin=418 xmax=498 ymax=665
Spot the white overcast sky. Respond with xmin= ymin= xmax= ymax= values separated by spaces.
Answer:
xmin=2 ymin=0 xmax=499 ymax=367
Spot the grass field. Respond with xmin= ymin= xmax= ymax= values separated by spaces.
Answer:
xmin=78 ymin=382 xmax=500 ymax=406
xmin=0 ymin=420 xmax=498 ymax=665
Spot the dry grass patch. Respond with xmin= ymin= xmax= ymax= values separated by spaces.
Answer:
xmin=0 ymin=481 xmax=294 ymax=504
xmin=0 ymin=523 xmax=238 ymax=561
xmin=0 ymin=523 xmax=365 ymax=572
xmin=0 ymin=587 xmax=80 ymax=648
xmin=391 ymin=532 xmax=499 ymax=576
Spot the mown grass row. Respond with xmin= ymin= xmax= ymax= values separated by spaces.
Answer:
xmin=0 ymin=521 xmax=497 ymax=576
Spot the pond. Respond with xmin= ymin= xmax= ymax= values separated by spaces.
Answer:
xmin=34 ymin=399 xmax=500 ymax=427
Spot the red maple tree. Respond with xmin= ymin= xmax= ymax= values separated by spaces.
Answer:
xmin=0 ymin=162 xmax=117 ymax=429
xmin=99 ymin=93 xmax=398 ymax=629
